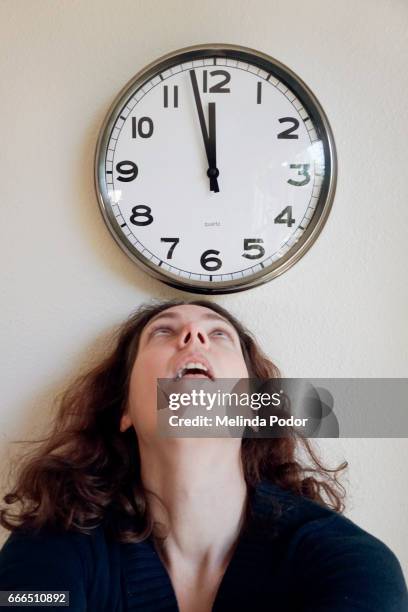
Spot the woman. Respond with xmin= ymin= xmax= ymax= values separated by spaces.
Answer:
xmin=0 ymin=299 xmax=407 ymax=611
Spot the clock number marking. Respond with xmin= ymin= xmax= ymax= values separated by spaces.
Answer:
xmin=202 ymin=70 xmax=231 ymax=93
xmin=242 ymin=239 xmax=265 ymax=259
xmin=163 ymin=85 xmax=179 ymax=108
xmin=277 ymin=117 xmax=299 ymax=139
xmin=116 ymin=161 xmax=138 ymax=182
xmin=274 ymin=206 xmax=295 ymax=227
xmin=129 ymin=205 xmax=153 ymax=226
xmin=288 ymin=164 xmax=311 ymax=186
xmin=161 ymin=237 xmax=179 ymax=259
xmin=132 ymin=117 xmax=154 ymax=138
xmin=257 ymin=82 xmax=262 ymax=104
xmin=200 ymin=249 xmax=222 ymax=271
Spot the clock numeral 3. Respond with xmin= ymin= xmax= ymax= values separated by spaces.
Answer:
xmin=288 ymin=164 xmax=311 ymax=186
xmin=161 ymin=237 xmax=179 ymax=259
xmin=277 ymin=117 xmax=299 ymax=139
xmin=132 ymin=117 xmax=154 ymax=138
xmin=130 ymin=205 xmax=153 ymax=226
xmin=242 ymin=239 xmax=265 ymax=259
xmin=200 ymin=249 xmax=222 ymax=271
xmin=202 ymin=70 xmax=231 ymax=93
xmin=274 ymin=206 xmax=295 ymax=227
xmin=116 ymin=161 xmax=138 ymax=182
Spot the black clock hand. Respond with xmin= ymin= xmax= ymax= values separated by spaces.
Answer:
xmin=189 ymin=70 xmax=220 ymax=192
xmin=207 ymin=102 xmax=219 ymax=193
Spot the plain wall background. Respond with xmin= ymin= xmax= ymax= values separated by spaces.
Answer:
xmin=1 ymin=0 xmax=407 ymax=578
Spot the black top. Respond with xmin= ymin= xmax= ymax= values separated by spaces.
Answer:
xmin=0 ymin=480 xmax=407 ymax=611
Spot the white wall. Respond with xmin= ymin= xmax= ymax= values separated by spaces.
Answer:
xmin=1 ymin=0 xmax=407 ymax=577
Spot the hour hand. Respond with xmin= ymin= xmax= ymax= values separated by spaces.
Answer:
xmin=207 ymin=102 xmax=219 ymax=193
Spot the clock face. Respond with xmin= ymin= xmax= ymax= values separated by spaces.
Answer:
xmin=95 ymin=44 xmax=336 ymax=294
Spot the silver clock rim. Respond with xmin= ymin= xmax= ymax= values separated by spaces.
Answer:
xmin=94 ymin=42 xmax=337 ymax=295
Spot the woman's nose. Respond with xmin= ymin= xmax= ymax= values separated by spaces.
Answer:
xmin=178 ymin=322 xmax=209 ymax=348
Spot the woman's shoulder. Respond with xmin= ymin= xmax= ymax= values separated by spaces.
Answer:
xmin=0 ymin=523 xmax=108 ymax=569
xmin=256 ymin=479 xmax=401 ymax=542
xmin=255 ymin=481 xmax=408 ymax=610
xmin=0 ymin=525 xmax=119 ymax=611
xmin=256 ymin=479 xmax=404 ymax=565
xmin=292 ymin=510 xmax=408 ymax=610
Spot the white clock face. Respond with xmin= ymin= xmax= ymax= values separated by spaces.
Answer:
xmin=96 ymin=45 xmax=336 ymax=293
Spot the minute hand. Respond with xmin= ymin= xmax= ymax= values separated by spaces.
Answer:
xmin=189 ymin=70 xmax=220 ymax=192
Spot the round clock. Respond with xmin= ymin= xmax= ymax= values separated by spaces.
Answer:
xmin=95 ymin=43 xmax=336 ymax=294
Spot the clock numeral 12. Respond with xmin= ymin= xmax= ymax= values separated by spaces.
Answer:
xmin=202 ymin=70 xmax=231 ymax=93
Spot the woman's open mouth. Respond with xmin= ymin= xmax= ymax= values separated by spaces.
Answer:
xmin=174 ymin=363 xmax=214 ymax=380
xmin=180 ymin=372 xmax=211 ymax=379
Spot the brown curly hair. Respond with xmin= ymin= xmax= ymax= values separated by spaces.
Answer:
xmin=0 ymin=299 xmax=347 ymax=543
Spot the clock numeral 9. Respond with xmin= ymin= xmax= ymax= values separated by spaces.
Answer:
xmin=288 ymin=164 xmax=311 ymax=186
xmin=116 ymin=161 xmax=138 ymax=182
xmin=242 ymin=239 xmax=265 ymax=259
xmin=130 ymin=205 xmax=153 ymax=226
xmin=200 ymin=249 xmax=222 ymax=271
xmin=202 ymin=70 xmax=231 ymax=93
xmin=274 ymin=206 xmax=295 ymax=227
xmin=161 ymin=237 xmax=179 ymax=259
xmin=277 ymin=117 xmax=299 ymax=139
xmin=132 ymin=117 xmax=154 ymax=138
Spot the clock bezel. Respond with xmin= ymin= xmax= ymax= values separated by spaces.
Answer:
xmin=94 ymin=43 xmax=337 ymax=294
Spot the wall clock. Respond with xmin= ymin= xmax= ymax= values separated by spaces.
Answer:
xmin=95 ymin=43 xmax=336 ymax=294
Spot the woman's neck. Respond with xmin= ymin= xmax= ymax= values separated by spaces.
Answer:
xmin=139 ymin=439 xmax=247 ymax=571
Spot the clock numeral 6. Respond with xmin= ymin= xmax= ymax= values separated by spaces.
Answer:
xmin=202 ymin=70 xmax=231 ymax=94
xmin=130 ymin=205 xmax=153 ymax=226
xmin=277 ymin=117 xmax=299 ymax=139
xmin=200 ymin=249 xmax=222 ymax=271
xmin=288 ymin=164 xmax=311 ymax=186
xmin=132 ymin=117 xmax=154 ymax=138
xmin=161 ymin=237 xmax=179 ymax=259
xmin=116 ymin=161 xmax=138 ymax=182
xmin=242 ymin=239 xmax=265 ymax=259
xmin=274 ymin=206 xmax=295 ymax=227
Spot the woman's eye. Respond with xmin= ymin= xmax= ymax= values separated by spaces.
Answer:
xmin=151 ymin=327 xmax=172 ymax=335
xmin=212 ymin=329 xmax=229 ymax=338
xmin=149 ymin=326 xmax=232 ymax=339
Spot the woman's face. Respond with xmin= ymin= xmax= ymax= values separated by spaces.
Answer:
xmin=120 ymin=304 xmax=249 ymax=437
